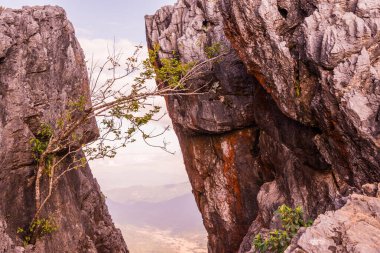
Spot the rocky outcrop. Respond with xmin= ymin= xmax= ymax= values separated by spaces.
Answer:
xmin=220 ymin=0 xmax=380 ymax=186
xmin=146 ymin=2 xmax=264 ymax=251
xmin=0 ymin=6 xmax=127 ymax=252
xmin=286 ymin=184 xmax=380 ymax=253
xmin=146 ymin=0 xmax=380 ymax=252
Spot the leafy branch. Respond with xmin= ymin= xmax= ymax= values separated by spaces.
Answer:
xmin=24 ymin=42 xmax=225 ymax=244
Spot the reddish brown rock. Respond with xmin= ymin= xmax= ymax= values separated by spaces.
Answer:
xmin=146 ymin=0 xmax=380 ymax=252
xmin=177 ymin=128 xmax=270 ymax=252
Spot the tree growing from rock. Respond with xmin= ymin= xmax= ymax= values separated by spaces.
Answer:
xmin=22 ymin=43 xmax=226 ymax=244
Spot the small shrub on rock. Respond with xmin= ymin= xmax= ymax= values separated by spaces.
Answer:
xmin=253 ymin=204 xmax=313 ymax=253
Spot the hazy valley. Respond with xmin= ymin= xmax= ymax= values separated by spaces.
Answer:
xmin=105 ymin=183 xmax=207 ymax=253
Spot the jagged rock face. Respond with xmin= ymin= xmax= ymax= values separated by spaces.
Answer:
xmin=146 ymin=1 xmax=266 ymax=251
xmin=146 ymin=0 xmax=380 ymax=252
xmin=220 ymin=0 xmax=380 ymax=186
xmin=0 ymin=6 xmax=127 ymax=252
xmin=220 ymin=0 xmax=380 ymax=250
xmin=286 ymin=186 xmax=380 ymax=253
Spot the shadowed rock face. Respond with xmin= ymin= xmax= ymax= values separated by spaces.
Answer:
xmin=146 ymin=0 xmax=380 ymax=252
xmin=0 ymin=6 xmax=127 ymax=253
xmin=146 ymin=2 xmax=265 ymax=251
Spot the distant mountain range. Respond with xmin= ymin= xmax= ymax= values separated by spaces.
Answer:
xmin=105 ymin=182 xmax=192 ymax=203
xmin=104 ymin=182 xmax=207 ymax=253
xmin=107 ymin=193 xmax=205 ymax=233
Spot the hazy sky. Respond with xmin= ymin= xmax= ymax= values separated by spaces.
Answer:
xmin=1 ymin=0 xmax=175 ymax=42
xmin=0 ymin=0 xmax=189 ymax=190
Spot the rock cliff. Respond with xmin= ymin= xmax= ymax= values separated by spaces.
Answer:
xmin=286 ymin=184 xmax=380 ymax=253
xmin=146 ymin=0 xmax=380 ymax=252
xmin=0 ymin=6 xmax=127 ymax=252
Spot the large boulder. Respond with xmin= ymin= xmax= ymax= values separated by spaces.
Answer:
xmin=146 ymin=0 xmax=380 ymax=252
xmin=0 ymin=6 xmax=128 ymax=252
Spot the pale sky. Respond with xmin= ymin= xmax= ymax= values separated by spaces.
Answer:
xmin=1 ymin=0 xmax=175 ymax=42
xmin=1 ymin=0 xmax=189 ymax=190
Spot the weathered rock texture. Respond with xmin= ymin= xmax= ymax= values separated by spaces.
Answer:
xmin=0 ymin=218 xmax=24 ymax=253
xmin=0 ymin=6 xmax=127 ymax=252
xmin=146 ymin=0 xmax=380 ymax=252
xmin=286 ymin=185 xmax=380 ymax=253
xmin=146 ymin=2 xmax=265 ymax=251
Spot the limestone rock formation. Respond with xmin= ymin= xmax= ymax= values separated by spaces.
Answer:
xmin=286 ymin=185 xmax=380 ymax=253
xmin=146 ymin=2 xmax=264 ymax=251
xmin=146 ymin=0 xmax=380 ymax=252
xmin=220 ymin=0 xmax=380 ymax=187
xmin=0 ymin=6 xmax=127 ymax=252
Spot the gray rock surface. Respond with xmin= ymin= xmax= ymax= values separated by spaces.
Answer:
xmin=146 ymin=0 xmax=380 ymax=252
xmin=286 ymin=190 xmax=380 ymax=253
xmin=0 ymin=6 xmax=127 ymax=252
xmin=0 ymin=218 xmax=24 ymax=253
xmin=221 ymin=0 xmax=380 ymax=187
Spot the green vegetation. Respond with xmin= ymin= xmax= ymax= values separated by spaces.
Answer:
xmin=30 ymin=123 xmax=53 ymax=161
xmin=253 ymin=205 xmax=313 ymax=253
xmin=142 ymin=44 xmax=194 ymax=88
xmin=294 ymin=80 xmax=301 ymax=98
xmin=17 ymin=218 xmax=58 ymax=246
xmin=204 ymin=43 xmax=222 ymax=59
xmin=68 ymin=95 xmax=86 ymax=112
xmin=30 ymin=123 xmax=55 ymax=176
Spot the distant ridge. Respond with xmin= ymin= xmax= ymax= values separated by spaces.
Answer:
xmin=105 ymin=182 xmax=192 ymax=203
